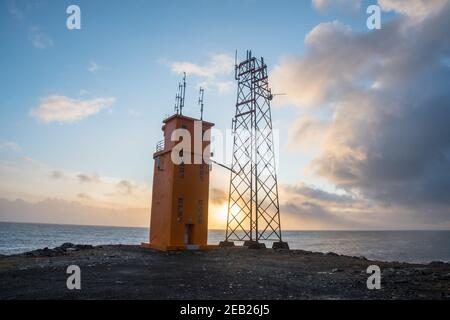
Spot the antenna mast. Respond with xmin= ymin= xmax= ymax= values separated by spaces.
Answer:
xmin=180 ymin=72 xmax=186 ymax=115
xmin=174 ymin=93 xmax=180 ymax=114
xmin=198 ymin=87 xmax=205 ymax=120
xmin=174 ymin=72 xmax=187 ymax=115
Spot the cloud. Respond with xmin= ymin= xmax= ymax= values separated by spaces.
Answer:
xmin=278 ymin=182 xmax=450 ymax=230
xmin=164 ymin=54 xmax=235 ymax=94
xmin=20 ymin=156 xmax=44 ymax=167
xmin=31 ymin=95 xmax=116 ymax=123
xmin=280 ymin=201 xmax=357 ymax=229
xmin=77 ymin=193 xmax=92 ymax=200
xmin=169 ymin=54 xmax=234 ymax=78
xmin=312 ymin=0 xmax=362 ymax=12
xmin=210 ymin=187 xmax=228 ymax=205
xmin=7 ymin=2 xmax=53 ymax=49
xmin=50 ymin=170 xmax=65 ymax=180
xmin=282 ymin=183 xmax=356 ymax=206
xmin=77 ymin=173 xmax=101 ymax=183
xmin=7 ymin=0 xmax=25 ymax=20
xmin=278 ymin=183 xmax=367 ymax=229
xmin=0 ymin=157 xmax=151 ymax=213
xmin=271 ymin=21 xmax=361 ymax=108
xmin=379 ymin=0 xmax=449 ymax=19
xmin=287 ymin=116 xmax=328 ymax=152
xmin=272 ymin=2 xmax=450 ymax=225
xmin=117 ymin=180 xmax=136 ymax=195
xmin=0 ymin=198 xmax=148 ymax=228
xmin=87 ymin=62 xmax=100 ymax=73
xmin=29 ymin=26 xmax=53 ymax=49
xmin=0 ymin=141 xmax=21 ymax=152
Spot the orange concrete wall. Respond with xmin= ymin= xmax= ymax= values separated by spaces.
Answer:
xmin=149 ymin=151 xmax=174 ymax=246
xmin=149 ymin=114 xmax=214 ymax=250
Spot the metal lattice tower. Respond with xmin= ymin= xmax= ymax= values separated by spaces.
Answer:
xmin=224 ymin=51 xmax=287 ymax=248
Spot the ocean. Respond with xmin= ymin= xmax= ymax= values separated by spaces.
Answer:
xmin=0 ymin=222 xmax=449 ymax=263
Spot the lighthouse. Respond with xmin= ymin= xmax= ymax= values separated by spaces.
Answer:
xmin=142 ymin=113 xmax=215 ymax=251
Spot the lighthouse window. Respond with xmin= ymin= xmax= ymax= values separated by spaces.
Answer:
xmin=156 ymin=156 xmax=161 ymax=170
xmin=199 ymin=163 xmax=204 ymax=181
xmin=177 ymin=197 xmax=184 ymax=222
xmin=197 ymin=200 xmax=203 ymax=224
xmin=179 ymin=162 xmax=185 ymax=178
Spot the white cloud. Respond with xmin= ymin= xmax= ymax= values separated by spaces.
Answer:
xmin=164 ymin=54 xmax=235 ymax=94
xmin=0 ymin=157 xmax=151 ymax=212
xmin=31 ymin=95 xmax=116 ymax=123
xmin=169 ymin=54 xmax=234 ymax=78
xmin=312 ymin=0 xmax=362 ymax=12
xmin=7 ymin=2 xmax=53 ymax=49
xmin=198 ymin=80 xmax=234 ymax=95
xmin=0 ymin=141 xmax=21 ymax=152
xmin=0 ymin=198 xmax=149 ymax=228
xmin=215 ymin=81 xmax=234 ymax=94
xmin=87 ymin=62 xmax=100 ymax=73
xmin=29 ymin=26 xmax=53 ymax=49
xmin=312 ymin=0 xmax=449 ymax=18
xmin=287 ymin=117 xmax=328 ymax=153
xmin=378 ymin=0 xmax=449 ymax=19
xmin=271 ymin=1 xmax=450 ymax=227
xmin=7 ymin=0 xmax=24 ymax=20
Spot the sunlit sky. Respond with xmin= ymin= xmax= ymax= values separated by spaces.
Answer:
xmin=1 ymin=0 xmax=449 ymax=230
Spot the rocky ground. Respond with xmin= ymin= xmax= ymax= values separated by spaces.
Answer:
xmin=0 ymin=244 xmax=449 ymax=300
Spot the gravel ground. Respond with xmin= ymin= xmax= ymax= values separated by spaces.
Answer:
xmin=0 ymin=244 xmax=449 ymax=300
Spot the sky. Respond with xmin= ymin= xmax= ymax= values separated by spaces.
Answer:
xmin=0 ymin=0 xmax=449 ymax=230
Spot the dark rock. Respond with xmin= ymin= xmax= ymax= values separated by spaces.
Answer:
xmin=429 ymin=261 xmax=447 ymax=266
xmin=244 ymin=241 xmax=266 ymax=249
xmin=219 ymin=241 xmax=235 ymax=247
xmin=60 ymin=243 xmax=76 ymax=249
xmin=326 ymin=252 xmax=339 ymax=257
xmin=21 ymin=243 xmax=94 ymax=258
xmin=75 ymin=244 xmax=94 ymax=250
xmin=272 ymin=241 xmax=290 ymax=250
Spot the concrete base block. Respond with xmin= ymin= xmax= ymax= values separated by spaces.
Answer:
xmin=219 ymin=241 xmax=235 ymax=247
xmin=244 ymin=241 xmax=266 ymax=249
xmin=272 ymin=241 xmax=290 ymax=250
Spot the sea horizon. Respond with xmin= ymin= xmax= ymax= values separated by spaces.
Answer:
xmin=1 ymin=220 xmax=449 ymax=232
xmin=1 ymin=221 xmax=450 ymax=264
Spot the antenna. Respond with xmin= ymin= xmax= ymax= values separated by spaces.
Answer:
xmin=179 ymin=72 xmax=186 ymax=115
xmin=198 ymin=87 xmax=205 ymax=120
xmin=267 ymin=93 xmax=287 ymax=101
xmin=174 ymin=93 xmax=180 ymax=114
xmin=173 ymin=73 xmax=187 ymax=115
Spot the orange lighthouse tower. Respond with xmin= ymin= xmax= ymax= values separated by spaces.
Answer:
xmin=142 ymin=113 xmax=215 ymax=251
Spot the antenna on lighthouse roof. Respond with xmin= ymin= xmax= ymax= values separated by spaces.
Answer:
xmin=179 ymin=72 xmax=186 ymax=115
xmin=174 ymin=93 xmax=180 ymax=114
xmin=198 ymin=87 xmax=205 ymax=120
xmin=173 ymin=72 xmax=187 ymax=115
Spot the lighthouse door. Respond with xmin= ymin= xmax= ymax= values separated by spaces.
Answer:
xmin=184 ymin=224 xmax=193 ymax=245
